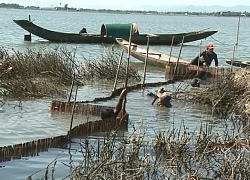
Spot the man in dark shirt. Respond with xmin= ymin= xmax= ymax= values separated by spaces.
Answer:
xmin=188 ymin=43 xmax=218 ymax=79
xmin=189 ymin=43 xmax=218 ymax=67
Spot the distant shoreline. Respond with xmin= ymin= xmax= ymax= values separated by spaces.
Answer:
xmin=0 ymin=3 xmax=249 ymax=17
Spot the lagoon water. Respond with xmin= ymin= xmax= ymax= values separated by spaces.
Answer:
xmin=0 ymin=8 xmax=249 ymax=179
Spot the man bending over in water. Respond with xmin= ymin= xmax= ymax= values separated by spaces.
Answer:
xmin=156 ymin=88 xmax=172 ymax=107
xmin=101 ymin=88 xmax=127 ymax=120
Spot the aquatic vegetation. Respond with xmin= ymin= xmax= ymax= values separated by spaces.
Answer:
xmin=27 ymin=120 xmax=250 ymax=179
xmin=0 ymin=46 xmax=140 ymax=98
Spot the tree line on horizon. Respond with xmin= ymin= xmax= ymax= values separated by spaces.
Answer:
xmin=0 ymin=3 xmax=249 ymax=17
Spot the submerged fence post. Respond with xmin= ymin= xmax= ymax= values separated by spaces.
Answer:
xmin=172 ymin=36 xmax=185 ymax=81
xmin=122 ymin=23 xmax=133 ymax=114
xmin=24 ymin=15 xmax=32 ymax=41
xmin=168 ymin=36 xmax=175 ymax=64
xmin=68 ymin=85 xmax=78 ymax=139
xmin=197 ymin=40 xmax=202 ymax=75
xmin=113 ymin=49 xmax=124 ymax=92
xmin=68 ymin=73 xmax=75 ymax=103
xmin=142 ymin=35 xmax=150 ymax=89
xmin=236 ymin=14 xmax=241 ymax=46
xmin=124 ymin=24 xmax=133 ymax=89
xmin=142 ymin=34 xmax=158 ymax=89
xmin=231 ymin=44 xmax=237 ymax=72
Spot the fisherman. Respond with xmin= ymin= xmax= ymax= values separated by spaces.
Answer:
xmin=79 ymin=27 xmax=87 ymax=34
xmin=101 ymin=88 xmax=126 ymax=120
xmin=156 ymin=88 xmax=172 ymax=107
xmin=132 ymin=23 xmax=139 ymax=35
xmin=188 ymin=43 xmax=218 ymax=79
xmin=191 ymin=78 xmax=200 ymax=88
xmin=189 ymin=43 xmax=218 ymax=67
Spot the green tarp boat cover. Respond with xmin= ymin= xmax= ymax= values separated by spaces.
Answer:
xmin=101 ymin=23 xmax=133 ymax=37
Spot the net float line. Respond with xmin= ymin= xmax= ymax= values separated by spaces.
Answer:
xmin=0 ymin=111 xmax=128 ymax=163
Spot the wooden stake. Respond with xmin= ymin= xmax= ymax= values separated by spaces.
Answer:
xmin=68 ymin=85 xmax=78 ymax=139
xmin=197 ymin=40 xmax=202 ymax=75
xmin=142 ymin=36 xmax=150 ymax=88
xmin=124 ymin=24 xmax=133 ymax=89
xmin=113 ymin=49 xmax=124 ymax=92
xmin=122 ymin=24 xmax=133 ymax=113
xmin=168 ymin=36 xmax=175 ymax=64
xmin=231 ymin=44 xmax=236 ymax=72
xmin=67 ymin=73 xmax=75 ymax=103
xmin=236 ymin=15 xmax=241 ymax=46
xmin=172 ymin=36 xmax=185 ymax=81
xmin=142 ymin=34 xmax=158 ymax=89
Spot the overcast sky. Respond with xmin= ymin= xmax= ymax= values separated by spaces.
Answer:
xmin=1 ymin=0 xmax=250 ymax=10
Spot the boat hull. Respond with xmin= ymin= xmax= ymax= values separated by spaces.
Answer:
xmin=13 ymin=20 xmax=218 ymax=45
xmin=115 ymin=38 xmax=230 ymax=79
xmin=226 ymin=60 xmax=250 ymax=68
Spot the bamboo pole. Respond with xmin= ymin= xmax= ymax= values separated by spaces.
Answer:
xmin=172 ymin=36 xmax=185 ymax=81
xmin=67 ymin=73 xmax=75 ymax=103
xmin=231 ymin=44 xmax=236 ymax=72
xmin=122 ymin=24 xmax=133 ymax=114
xmin=68 ymin=85 xmax=78 ymax=139
xmin=28 ymin=15 xmax=31 ymax=41
xmin=142 ymin=34 xmax=157 ymax=88
xmin=168 ymin=36 xmax=175 ymax=64
xmin=236 ymin=15 xmax=241 ymax=46
xmin=113 ymin=49 xmax=124 ymax=92
xmin=197 ymin=40 xmax=202 ymax=75
xmin=124 ymin=24 xmax=133 ymax=89
xmin=23 ymin=15 xmax=32 ymax=41
xmin=142 ymin=35 xmax=150 ymax=88
xmin=231 ymin=14 xmax=244 ymax=72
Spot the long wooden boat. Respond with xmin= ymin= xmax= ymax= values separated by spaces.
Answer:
xmin=226 ymin=60 xmax=250 ymax=68
xmin=115 ymin=38 xmax=230 ymax=79
xmin=116 ymin=37 xmax=190 ymax=66
xmin=13 ymin=19 xmax=218 ymax=45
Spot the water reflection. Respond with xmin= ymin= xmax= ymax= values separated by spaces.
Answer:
xmin=0 ymin=69 xmax=243 ymax=179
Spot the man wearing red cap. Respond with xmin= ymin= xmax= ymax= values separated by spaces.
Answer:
xmin=188 ymin=43 xmax=218 ymax=79
xmin=189 ymin=43 xmax=218 ymax=67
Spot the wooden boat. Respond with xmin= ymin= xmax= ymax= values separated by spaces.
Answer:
xmin=226 ymin=60 xmax=250 ymax=68
xmin=13 ymin=19 xmax=218 ymax=45
xmin=115 ymin=38 xmax=230 ymax=79
xmin=116 ymin=37 xmax=190 ymax=66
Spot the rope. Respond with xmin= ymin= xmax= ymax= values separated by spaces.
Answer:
xmin=209 ymin=36 xmax=234 ymax=46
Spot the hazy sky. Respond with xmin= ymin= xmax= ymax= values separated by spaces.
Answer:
xmin=1 ymin=0 xmax=250 ymax=10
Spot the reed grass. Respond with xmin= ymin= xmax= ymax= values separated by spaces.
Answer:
xmin=186 ymin=70 xmax=250 ymax=125
xmin=0 ymin=46 xmax=140 ymax=98
xmin=80 ymin=46 xmax=141 ymax=82
xmin=29 ymin=120 xmax=249 ymax=179
xmin=2 ymin=45 xmax=250 ymax=179
xmin=66 ymin=68 xmax=250 ymax=179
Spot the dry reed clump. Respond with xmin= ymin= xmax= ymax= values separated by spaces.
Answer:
xmin=0 ymin=47 xmax=78 ymax=83
xmin=34 ymin=122 xmax=248 ymax=180
xmin=0 ymin=46 xmax=140 ymax=98
xmin=0 ymin=47 xmax=79 ymax=98
xmin=191 ymin=69 xmax=250 ymax=121
xmin=79 ymin=47 xmax=141 ymax=82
